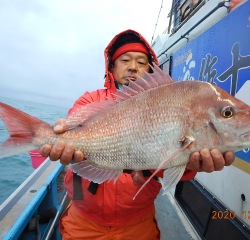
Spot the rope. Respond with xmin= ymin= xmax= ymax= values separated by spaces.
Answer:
xmin=151 ymin=0 xmax=164 ymax=45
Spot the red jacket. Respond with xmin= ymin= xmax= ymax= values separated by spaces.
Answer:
xmin=64 ymin=30 xmax=196 ymax=227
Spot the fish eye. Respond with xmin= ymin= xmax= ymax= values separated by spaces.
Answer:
xmin=221 ymin=107 xmax=234 ymax=118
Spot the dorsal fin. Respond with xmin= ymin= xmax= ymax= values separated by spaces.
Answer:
xmin=114 ymin=63 xmax=175 ymax=100
xmin=152 ymin=63 xmax=175 ymax=84
xmin=65 ymin=100 xmax=117 ymax=130
xmin=122 ymin=85 xmax=139 ymax=96
xmin=134 ymin=75 xmax=152 ymax=90
xmin=64 ymin=65 xmax=175 ymax=130
xmin=141 ymin=70 xmax=160 ymax=87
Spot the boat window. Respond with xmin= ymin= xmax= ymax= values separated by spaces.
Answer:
xmin=172 ymin=0 xmax=203 ymax=29
xmin=160 ymin=56 xmax=172 ymax=76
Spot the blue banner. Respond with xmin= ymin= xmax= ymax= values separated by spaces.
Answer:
xmin=172 ymin=1 xmax=250 ymax=163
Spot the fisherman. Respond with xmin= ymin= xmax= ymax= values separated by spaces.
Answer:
xmin=40 ymin=30 xmax=235 ymax=240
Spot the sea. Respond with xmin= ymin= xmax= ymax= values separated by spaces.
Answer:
xmin=0 ymin=96 xmax=68 ymax=205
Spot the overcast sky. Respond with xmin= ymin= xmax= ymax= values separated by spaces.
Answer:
xmin=0 ymin=0 xmax=171 ymax=108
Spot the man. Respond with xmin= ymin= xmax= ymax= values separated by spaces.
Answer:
xmin=40 ymin=30 xmax=235 ymax=239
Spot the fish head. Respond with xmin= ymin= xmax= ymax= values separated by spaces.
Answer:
xmin=192 ymin=83 xmax=250 ymax=152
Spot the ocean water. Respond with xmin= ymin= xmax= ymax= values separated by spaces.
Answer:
xmin=0 ymin=96 xmax=69 ymax=205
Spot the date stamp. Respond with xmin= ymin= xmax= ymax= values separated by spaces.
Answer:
xmin=212 ymin=211 xmax=250 ymax=219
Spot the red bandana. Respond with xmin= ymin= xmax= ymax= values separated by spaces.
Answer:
xmin=111 ymin=43 xmax=150 ymax=61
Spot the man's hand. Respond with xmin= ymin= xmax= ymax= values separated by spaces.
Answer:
xmin=39 ymin=119 xmax=84 ymax=165
xmin=131 ymin=171 xmax=146 ymax=186
xmin=187 ymin=148 xmax=235 ymax=172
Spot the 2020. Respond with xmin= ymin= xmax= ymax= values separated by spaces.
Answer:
xmin=211 ymin=211 xmax=235 ymax=219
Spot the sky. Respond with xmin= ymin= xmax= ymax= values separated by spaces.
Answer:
xmin=0 ymin=0 xmax=172 ymax=108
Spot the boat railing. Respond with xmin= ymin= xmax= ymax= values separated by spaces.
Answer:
xmin=0 ymin=158 xmax=68 ymax=240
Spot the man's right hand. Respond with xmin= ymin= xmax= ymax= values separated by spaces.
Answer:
xmin=39 ymin=119 xmax=84 ymax=165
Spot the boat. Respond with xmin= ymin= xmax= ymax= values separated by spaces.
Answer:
xmin=1 ymin=0 xmax=250 ymax=239
xmin=151 ymin=0 xmax=250 ymax=239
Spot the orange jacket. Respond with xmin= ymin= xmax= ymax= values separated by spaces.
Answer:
xmin=64 ymin=30 xmax=196 ymax=227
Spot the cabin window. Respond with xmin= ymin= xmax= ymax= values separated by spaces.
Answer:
xmin=160 ymin=57 xmax=172 ymax=76
xmin=173 ymin=0 xmax=203 ymax=28
xmin=180 ymin=0 xmax=201 ymax=21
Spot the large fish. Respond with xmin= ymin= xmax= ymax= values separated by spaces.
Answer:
xmin=1 ymin=64 xmax=250 ymax=198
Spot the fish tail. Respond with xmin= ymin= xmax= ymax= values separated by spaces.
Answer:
xmin=0 ymin=102 xmax=51 ymax=159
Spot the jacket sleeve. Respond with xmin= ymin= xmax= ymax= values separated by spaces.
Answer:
xmin=68 ymin=89 xmax=110 ymax=116
xmin=68 ymin=91 xmax=98 ymax=116
xmin=180 ymin=169 xmax=197 ymax=180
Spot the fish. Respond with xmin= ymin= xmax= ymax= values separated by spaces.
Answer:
xmin=1 ymin=63 xmax=250 ymax=199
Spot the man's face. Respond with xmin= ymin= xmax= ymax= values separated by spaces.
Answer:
xmin=111 ymin=51 xmax=150 ymax=86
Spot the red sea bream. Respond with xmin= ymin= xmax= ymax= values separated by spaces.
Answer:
xmin=1 ymin=64 xmax=250 ymax=198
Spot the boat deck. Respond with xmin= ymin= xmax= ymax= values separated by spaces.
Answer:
xmin=155 ymin=189 xmax=201 ymax=240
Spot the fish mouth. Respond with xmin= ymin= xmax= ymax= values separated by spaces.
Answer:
xmin=240 ymin=132 xmax=250 ymax=138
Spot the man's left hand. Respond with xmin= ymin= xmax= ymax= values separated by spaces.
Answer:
xmin=187 ymin=149 xmax=235 ymax=172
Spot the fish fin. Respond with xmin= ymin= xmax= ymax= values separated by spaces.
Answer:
xmin=65 ymin=65 xmax=175 ymax=130
xmin=65 ymin=100 xmax=117 ymax=130
xmin=70 ymin=161 xmax=123 ymax=184
xmin=133 ymin=138 xmax=192 ymax=200
xmin=159 ymin=165 xmax=186 ymax=195
xmin=151 ymin=63 xmax=175 ymax=84
xmin=141 ymin=70 xmax=161 ymax=87
xmin=114 ymin=63 xmax=175 ymax=98
xmin=0 ymin=141 xmax=38 ymax=159
xmin=0 ymin=102 xmax=49 ymax=159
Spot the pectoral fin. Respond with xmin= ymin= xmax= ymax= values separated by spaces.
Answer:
xmin=159 ymin=165 xmax=186 ymax=195
xmin=133 ymin=138 xmax=192 ymax=200
xmin=70 ymin=161 xmax=123 ymax=184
